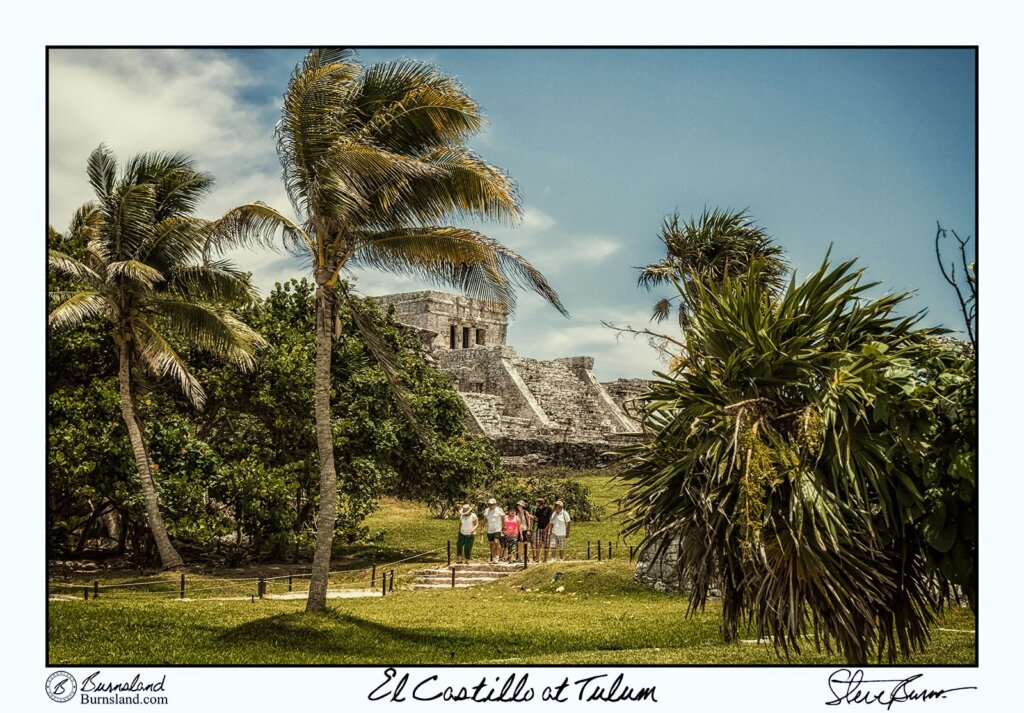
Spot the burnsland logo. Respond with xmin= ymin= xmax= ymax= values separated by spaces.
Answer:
xmin=45 ymin=671 xmax=77 ymax=703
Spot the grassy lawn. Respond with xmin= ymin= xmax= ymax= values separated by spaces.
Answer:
xmin=47 ymin=471 xmax=976 ymax=665
xmin=49 ymin=560 xmax=975 ymax=665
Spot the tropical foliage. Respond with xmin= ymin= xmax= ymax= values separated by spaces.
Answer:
xmin=637 ymin=208 xmax=787 ymax=328
xmin=48 ymin=147 xmax=265 ymax=568
xmin=618 ymin=256 xmax=977 ymax=664
xmin=48 ymin=275 xmax=503 ymax=565
xmin=216 ymin=48 xmax=565 ymax=610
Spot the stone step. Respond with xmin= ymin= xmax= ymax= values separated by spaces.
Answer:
xmin=411 ymin=583 xmax=479 ymax=590
xmin=412 ymin=563 xmax=523 ymax=575
xmin=414 ymin=575 xmax=503 ymax=585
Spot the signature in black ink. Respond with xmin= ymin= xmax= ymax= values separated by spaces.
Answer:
xmin=827 ymin=669 xmax=976 ymax=707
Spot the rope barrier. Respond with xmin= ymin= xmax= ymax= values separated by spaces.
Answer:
xmin=49 ymin=545 xmax=450 ymax=599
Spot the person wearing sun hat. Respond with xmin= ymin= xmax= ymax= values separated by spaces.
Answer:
xmin=549 ymin=500 xmax=571 ymax=561
xmin=456 ymin=504 xmax=478 ymax=564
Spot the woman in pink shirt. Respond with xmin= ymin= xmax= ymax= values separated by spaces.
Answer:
xmin=501 ymin=508 xmax=522 ymax=563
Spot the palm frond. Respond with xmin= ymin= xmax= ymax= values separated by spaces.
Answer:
xmin=651 ymin=297 xmax=673 ymax=323
xmin=167 ymin=260 xmax=259 ymax=305
xmin=147 ymin=298 xmax=267 ymax=370
xmin=132 ymin=321 xmax=207 ymax=409
xmin=122 ymin=151 xmax=215 ymax=220
xmin=107 ymin=259 xmax=166 ymax=288
xmin=341 ymin=287 xmax=425 ymax=439
xmin=86 ymin=144 xmax=117 ymax=202
xmin=213 ymin=202 xmax=313 ymax=258
xmin=138 ymin=216 xmax=210 ymax=267
xmin=277 ymin=49 xmax=362 ymax=220
xmin=49 ymin=249 xmax=103 ymax=286
xmin=364 ymin=147 xmax=520 ymax=230
xmin=48 ymin=291 xmax=111 ymax=329
xmin=351 ymin=226 xmax=566 ymax=316
xmin=356 ymin=59 xmax=483 ymax=154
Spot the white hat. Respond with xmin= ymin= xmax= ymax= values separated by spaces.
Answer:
xmin=461 ymin=504 xmax=472 ymax=514
xmin=555 ymin=500 xmax=564 ymax=506
xmin=487 ymin=498 xmax=497 ymax=505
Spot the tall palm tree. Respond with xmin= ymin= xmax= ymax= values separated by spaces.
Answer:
xmin=218 ymin=48 xmax=566 ymax=612
xmin=49 ymin=146 xmax=266 ymax=569
xmin=637 ymin=208 xmax=787 ymax=327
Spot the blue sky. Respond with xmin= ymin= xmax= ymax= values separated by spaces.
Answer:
xmin=48 ymin=48 xmax=975 ymax=380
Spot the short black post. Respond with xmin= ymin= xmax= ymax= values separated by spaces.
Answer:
xmin=451 ymin=567 xmax=456 ymax=588
xmin=83 ymin=586 xmax=89 ymax=601
xmin=382 ymin=576 xmax=387 ymax=597
xmin=608 ymin=541 xmax=612 ymax=559
xmin=257 ymin=574 xmax=266 ymax=599
xmin=180 ymin=572 xmax=185 ymax=599
xmin=389 ymin=570 xmax=394 ymax=593
xmin=94 ymin=580 xmax=99 ymax=599
xmin=251 ymin=594 xmax=254 ymax=603
xmin=523 ymin=541 xmax=529 ymax=569
xmin=597 ymin=540 xmax=602 ymax=561
xmin=587 ymin=541 xmax=591 ymax=560
xmin=447 ymin=540 xmax=452 ymax=567
xmin=371 ymin=565 xmax=376 ymax=588
xmin=288 ymin=571 xmax=293 ymax=592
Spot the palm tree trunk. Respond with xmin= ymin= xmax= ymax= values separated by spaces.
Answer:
xmin=306 ymin=284 xmax=339 ymax=612
xmin=117 ymin=341 xmax=184 ymax=569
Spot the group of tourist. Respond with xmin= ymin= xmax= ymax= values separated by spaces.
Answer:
xmin=456 ymin=497 xmax=571 ymax=564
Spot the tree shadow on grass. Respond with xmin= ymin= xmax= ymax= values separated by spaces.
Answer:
xmin=218 ymin=608 xmax=489 ymax=663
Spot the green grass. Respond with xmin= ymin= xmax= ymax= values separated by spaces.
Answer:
xmin=49 ymin=559 xmax=975 ymax=665
xmin=48 ymin=470 xmax=976 ymax=665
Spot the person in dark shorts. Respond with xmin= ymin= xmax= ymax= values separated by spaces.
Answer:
xmin=514 ymin=500 xmax=533 ymax=558
xmin=532 ymin=497 xmax=553 ymax=562
xmin=484 ymin=498 xmax=505 ymax=562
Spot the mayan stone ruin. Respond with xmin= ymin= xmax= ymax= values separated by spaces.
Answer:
xmin=376 ymin=290 xmax=646 ymax=468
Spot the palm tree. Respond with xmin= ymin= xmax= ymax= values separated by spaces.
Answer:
xmin=49 ymin=146 xmax=266 ymax=569
xmin=637 ymin=208 xmax=787 ymax=327
xmin=218 ymin=48 xmax=566 ymax=611
xmin=620 ymin=255 xmax=952 ymax=664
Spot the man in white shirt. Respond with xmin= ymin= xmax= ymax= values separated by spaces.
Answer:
xmin=549 ymin=500 xmax=571 ymax=561
xmin=484 ymin=498 xmax=505 ymax=562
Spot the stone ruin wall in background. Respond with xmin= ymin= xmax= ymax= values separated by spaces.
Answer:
xmin=374 ymin=291 xmax=649 ymax=468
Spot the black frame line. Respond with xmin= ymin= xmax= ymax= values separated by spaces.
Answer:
xmin=43 ymin=43 xmax=980 ymax=671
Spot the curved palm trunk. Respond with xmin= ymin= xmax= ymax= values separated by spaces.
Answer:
xmin=117 ymin=342 xmax=184 ymax=569
xmin=306 ymin=284 xmax=339 ymax=612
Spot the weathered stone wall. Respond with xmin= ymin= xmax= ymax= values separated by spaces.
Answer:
xmin=377 ymin=290 xmax=640 ymax=468
xmin=634 ymin=539 xmax=686 ymax=592
xmin=601 ymin=378 xmax=654 ymax=420
xmin=376 ymin=290 xmax=508 ymax=351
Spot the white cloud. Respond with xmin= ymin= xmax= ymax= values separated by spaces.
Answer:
xmin=48 ymin=49 xmax=293 ymax=239
xmin=46 ymin=49 xmax=656 ymax=380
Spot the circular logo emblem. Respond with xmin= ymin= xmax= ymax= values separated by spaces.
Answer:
xmin=45 ymin=671 xmax=77 ymax=703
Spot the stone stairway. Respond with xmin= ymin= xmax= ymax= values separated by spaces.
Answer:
xmin=410 ymin=561 xmax=524 ymax=590
xmin=512 ymin=357 xmax=618 ymax=437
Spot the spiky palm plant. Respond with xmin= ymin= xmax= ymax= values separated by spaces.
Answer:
xmin=620 ymin=255 xmax=953 ymax=664
xmin=49 ymin=146 xmax=266 ymax=569
xmin=637 ymin=208 xmax=787 ymax=327
xmin=217 ymin=48 xmax=566 ymax=611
